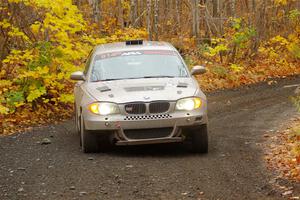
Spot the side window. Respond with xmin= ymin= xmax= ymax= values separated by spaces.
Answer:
xmin=83 ymin=50 xmax=93 ymax=75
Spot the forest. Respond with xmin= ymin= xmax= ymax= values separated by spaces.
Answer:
xmin=0 ymin=0 xmax=299 ymax=132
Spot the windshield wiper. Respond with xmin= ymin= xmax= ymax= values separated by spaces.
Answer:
xmin=92 ymin=77 xmax=144 ymax=82
xmin=92 ymin=76 xmax=177 ymax=82
xmin=92 ymin=78 xmax=122 ymax=82
xmin=143 ymin=75 xmax=176 ymax=78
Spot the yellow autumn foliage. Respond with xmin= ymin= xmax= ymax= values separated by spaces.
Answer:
xmin=0 ymin=0 xmax=147 ymax=116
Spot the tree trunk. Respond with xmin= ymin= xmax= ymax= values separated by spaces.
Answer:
xmin=74 ymin=0 xmax=81 ymax=7
xmin=191 ymin=0 xmax=200 ymax=38
xmin=154 ymin=0 xmax=159 ymax=40
xmin=117 ymin=0 xmax=124 ymax=28
xmin=212 ymin=0 xmax=219 ymax=18
xmin=219 ymin=0 xmax=223 ymax=34
xmin=196 ymin=0 xmax=200 ymax=39
xmin=130 ymin=0 xmax=139 ymax=27
xmin=0 ymin=36 xmax=8 ymax=63
xmin=138 ymin=0 xmax=144 ymax=27
xmin=230 ymin=0 xmax=236 ymax=17
xmin=147 ymin=0 xmax=152 ymax=40
xmin=252 ymin=0 xmax=266 ymax=53
xmin=92 ymin=0 xmax=101 ymax=26
xmin=175 ymin=0 xmax=181 ymax=27
xmin=251 ymin=0 xmax=256 ymax=13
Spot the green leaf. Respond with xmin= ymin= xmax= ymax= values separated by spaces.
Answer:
xmin=5 ymin=91 xmax=25 ymax=106
xmin=26 ymin=87 xmax=46 ymax=102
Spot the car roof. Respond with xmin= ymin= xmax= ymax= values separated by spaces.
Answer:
xmin=94 ymin=41 xmax=177 ymax=54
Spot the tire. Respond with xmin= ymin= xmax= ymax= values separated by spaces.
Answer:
xmin=185 ymin=124 xmax=208 ymax=153
xmin=74 ymin=104 xmax=81 ymax=146
xmin=80 ymin=117 xmax=100 ymax=153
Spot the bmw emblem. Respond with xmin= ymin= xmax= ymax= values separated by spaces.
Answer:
xmin=144 ymin=96 xmax=150 ymax=100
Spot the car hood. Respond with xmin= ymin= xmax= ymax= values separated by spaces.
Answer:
xmin=85 ymin=78 xmax=200 ymax=104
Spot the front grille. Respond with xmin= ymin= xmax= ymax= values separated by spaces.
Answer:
xmin=149 ymin=102 xmax=170 ymax=113
xmin=124 ymin=127 xmax=173 ymax=139
xmin=124 ymin=103 xmax=146 ymax=114
xmin=124 ymin=114 xmax=172 ymax=121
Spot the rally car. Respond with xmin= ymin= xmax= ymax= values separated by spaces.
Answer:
xmin=71 ymin=40 xmax=208 ymax=153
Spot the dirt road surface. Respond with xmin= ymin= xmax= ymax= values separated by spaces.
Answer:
xmin=1 ymin=77 xmax=300 ymax=200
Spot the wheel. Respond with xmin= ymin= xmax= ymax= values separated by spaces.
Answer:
xmin=80 ymin=116 xmax=100 ymax=153
xmin=185 ymin=124 xmax=208 ymax=153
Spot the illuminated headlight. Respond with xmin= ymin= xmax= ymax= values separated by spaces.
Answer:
xmin=175 ymin=97 xmax=202 ymax=111
xmin=89 ymin=102 xmax=120 ymax=115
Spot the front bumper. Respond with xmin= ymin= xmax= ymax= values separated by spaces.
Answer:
xmin=83 ymin=108 xmax=208 ymax=145
xmin=84 ymin=110 xmax=207 ymax=130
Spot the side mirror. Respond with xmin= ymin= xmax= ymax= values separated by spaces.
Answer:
xmin=70 ymin=71 xmax=85 ymax=81
xmin=190 ymin=65 xmax=206 ymax=75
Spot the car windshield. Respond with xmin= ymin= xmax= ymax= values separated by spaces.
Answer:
xmin=90 ymin=50 xmax=188 ymax=82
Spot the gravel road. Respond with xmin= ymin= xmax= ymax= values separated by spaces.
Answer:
xmin=1 ymin=77 xmax=300 ymax=200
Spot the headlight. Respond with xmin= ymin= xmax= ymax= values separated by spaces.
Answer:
xmin=175 ymin=97 xmax=202 ymax=111
xmin=89 ymin=102 xmax=120 ymax=115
